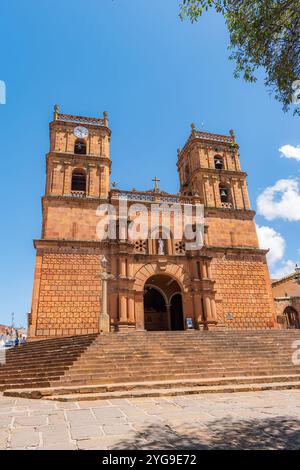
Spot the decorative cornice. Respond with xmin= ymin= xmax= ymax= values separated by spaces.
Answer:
xmin=204 ymin=207 xmax=256 ymax=220
xmin=188 ymin=167 xmax=247 ymax=179
xmin=46 ymin=152 xmax=111 ymax=165
xmin=202 ymin=245 xmax=268 ymax=257
xmin=42 ymin=195 xmax=109 ymax=206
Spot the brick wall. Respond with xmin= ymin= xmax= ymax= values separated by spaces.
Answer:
xmin=32 ymin=251 xmax=101 ymax=337
xmin=211 ymin=253 xmax=275 ymax=329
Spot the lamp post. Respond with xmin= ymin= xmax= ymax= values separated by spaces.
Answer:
xmin=99 ymin=255 xmax=114 ymax=333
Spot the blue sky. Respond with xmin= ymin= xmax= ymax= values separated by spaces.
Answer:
xmin=0 ymin=0 xmax=299 ymax=327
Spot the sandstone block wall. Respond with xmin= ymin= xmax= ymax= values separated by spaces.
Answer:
xmin=30 ymin=251 xmax=101 ymax=337
xmin=211 ymin=254 xmax=275 ymax=329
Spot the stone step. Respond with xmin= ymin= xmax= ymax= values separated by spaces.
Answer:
xmin=4 ymin=374 xmax=300 ymax=399
xmin=48 ymin=381 xmax=300 ymax=401
xmin=59 ymin=368 xmax=300 ymax=386
xmin=65 ymin=364 xmax=300 ymax=376
xmin=22 ymin=380 xmax=300 ymax=401
xmin=2 ymin=330 xmax=300 ymax=394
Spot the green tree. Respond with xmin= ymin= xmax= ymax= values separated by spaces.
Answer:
xmin=179 ymin=0 xmax=300 ymax=114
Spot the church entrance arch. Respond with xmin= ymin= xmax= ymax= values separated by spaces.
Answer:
xmin=143 ymin=274 xmax=184 ymax=331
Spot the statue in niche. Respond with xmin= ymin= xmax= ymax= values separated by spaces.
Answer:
xmin=158 ymin=238 xmax=165 ymax=256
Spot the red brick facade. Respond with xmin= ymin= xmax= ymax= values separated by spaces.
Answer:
xmin=28 ymin=109 xmax=276 ymax=338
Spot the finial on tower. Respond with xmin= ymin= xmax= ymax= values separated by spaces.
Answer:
xmin=54 ymin=104 xmax=60 ymax=120
xmin=177 ymin=147 xmax=181 ymax=157
xmin=191 ymin=123 xmax=196 ymax=134
xmin=103 ymin=111 xmax=109 ymax=126
xmin=229 ymin=129 xmax=235 ymax=140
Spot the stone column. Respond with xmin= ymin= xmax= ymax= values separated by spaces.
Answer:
xmin=211 ymin=297 xmax=217 ymax=321
xmin=127 ymin=260 xmax=133 ymax=278
xmin=166 ymin=304 xmax=171 ymax=330
xmin=99 ymin=272 xmax=113 ymax=333
xmin=127 ymin=294 xmax=135 ymax=324
xmin=193 ymin=293 xmax=203 ymax=327
xmin=119 ymin=257 xmax=127 ymax=277
xmin=200 ymin=260 xmax=208 ymax=279
xmin=134 ymin=292 xmax=145 ymax=330
xmin=241 ymin=179 xmax=251 ymax=209
xmin=63 ymin=164 xmax=72 ymax=195
xmin=193 ymin=261 xmax=199 ymax=280
xmin=207 ymin=261 xmax=212 ymax=280
xmin=212 ymin=176 xmax=221 ymax=207
xmin=204 ymin=227 xmax=209 ymax=246
xmin=119 ymin=293 xmax=128 ymax=323
xmin=204 ymin=295 xmax=212 ymax=321
xmin=111 ymin=256 xmax=118 ymax=277
xmin=167 ymin=238 xmax=173 ymax=256
xmin=231 ymin=178 xmax=238 ymax=208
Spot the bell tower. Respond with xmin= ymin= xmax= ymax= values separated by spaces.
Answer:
xmin=177 ymin=124 xmax=258 ymax=249
xmin=46 ymin=105 xmax=111 ymax=199
xmin=42 ymin=106 xmax=111 ymax=241
xmin=177 ymin=124 xmax=250 ymax=211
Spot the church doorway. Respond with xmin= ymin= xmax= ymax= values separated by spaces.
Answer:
xmin=170 ymin=293 xmax=184 ymax=330
xmin=143 ymin=274 xmax=184 ymax=331
xmin=284 ymin=306 xmax=300 ymax=329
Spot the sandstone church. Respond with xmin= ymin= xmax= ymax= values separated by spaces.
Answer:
xmin=28 ymin=107 xmax=276 ymax=338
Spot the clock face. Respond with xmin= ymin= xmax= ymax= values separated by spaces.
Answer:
xmin=74 ymin=126 xmax=89 ymax=138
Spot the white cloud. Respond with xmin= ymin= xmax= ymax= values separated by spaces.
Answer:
xmin=279 ymin=144 xmax=300 ymax=161
xmin=256 ymin=225 xmax=298 ymax=279
xmin=256 ymin=179 xmax=300 ymax=221
xmin=256 ymin=225 xmax=285 ymax=265
xmin=271 ymin=260 xmax=296 ymax=279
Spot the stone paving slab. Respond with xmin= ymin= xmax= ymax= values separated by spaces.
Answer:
xmin=0 ymin=390 xmax=299 ymax=449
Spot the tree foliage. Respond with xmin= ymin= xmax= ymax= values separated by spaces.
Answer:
xmin=179 ymin=0 xmax=300 ymax=114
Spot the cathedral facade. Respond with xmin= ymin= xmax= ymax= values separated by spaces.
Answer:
xmin=28 ymin=108 xmax=276 ymax=338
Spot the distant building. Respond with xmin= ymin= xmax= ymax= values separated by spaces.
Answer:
xmin=272 ymin=267 xmax=300 ymax=329
xmin=0 ymin=324 xmax=27 ymax=338
xmin=0 ymin=325 xmax=10 ymax=335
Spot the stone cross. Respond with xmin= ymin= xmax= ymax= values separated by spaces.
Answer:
xmin=152 ymin=176 xmax=160 ymax=192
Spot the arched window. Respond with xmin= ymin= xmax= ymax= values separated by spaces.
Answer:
xmin=214 ymin=155 xmax=224 ymax=170
xmin=74 ymin=139 xmax=87 ymax=155
xmin=219 ymin=184 xmax=231 ymax=204
xmin=284 ymin=306 xmax=300 ymax=329
xmin=71 ymin=169 xmax=86 ymax=192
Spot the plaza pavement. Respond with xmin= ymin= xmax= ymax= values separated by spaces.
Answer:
xmin=0 ymin=390 xmax=299 ymax=450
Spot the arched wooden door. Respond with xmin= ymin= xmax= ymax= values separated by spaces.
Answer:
xmin=170 ymin=293 xmax=184 ymax=331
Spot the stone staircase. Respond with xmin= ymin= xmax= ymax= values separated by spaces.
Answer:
xmin=2 ymin=330 xmax=300 ymax=400
xmin=0 ymin=334 xmax=97 ymax=391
